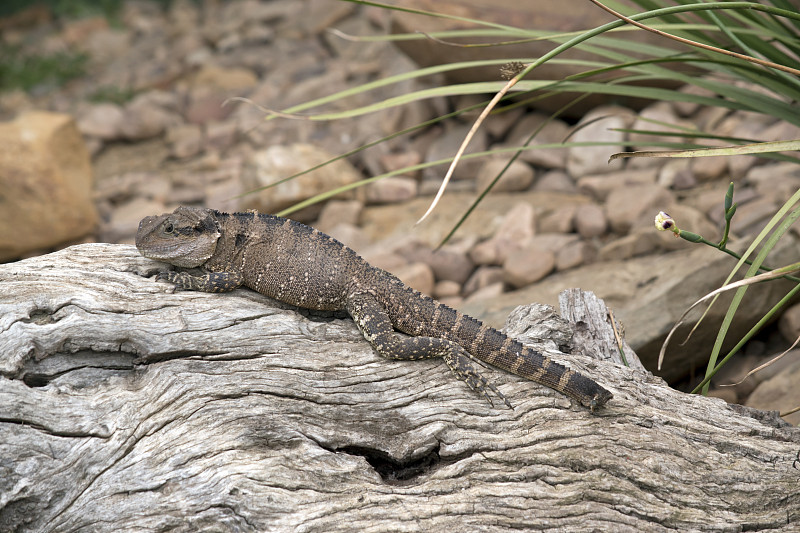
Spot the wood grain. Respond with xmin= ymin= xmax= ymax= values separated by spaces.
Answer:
xmin=1 ymin=244 xmax=798 ymax=532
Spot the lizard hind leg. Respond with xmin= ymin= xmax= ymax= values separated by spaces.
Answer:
xmin=441 ymin=349 xmax=513 ymax=409
xmin=346 ymin=291 xmax=511 ymax=409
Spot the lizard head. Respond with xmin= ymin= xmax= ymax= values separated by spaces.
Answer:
xmin=136 ymin=206 xmax=221 ymax=268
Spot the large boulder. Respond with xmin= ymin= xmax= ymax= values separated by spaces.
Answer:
xmin=0 ymin=111 xmax=97 ymax=261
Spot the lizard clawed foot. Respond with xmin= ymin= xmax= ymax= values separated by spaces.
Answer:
xmin=442 ymin=350 xmax=513 ymax=409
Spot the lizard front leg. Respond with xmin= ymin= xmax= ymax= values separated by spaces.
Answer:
xmin=156 ymin=270 xmax=243 ymax=293
xmin=346 ymin=292 xmax=511 ymax=408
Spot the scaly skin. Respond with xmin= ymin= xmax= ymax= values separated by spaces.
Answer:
xmin=136 ymin=206 xmax=613 ymax=410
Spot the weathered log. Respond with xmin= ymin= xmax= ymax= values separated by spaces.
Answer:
xmin=1 ymin=243 xmax=798 ymax=532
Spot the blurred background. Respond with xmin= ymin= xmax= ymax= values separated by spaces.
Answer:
xmin=1 ymin=0 xmax=799 ymax=422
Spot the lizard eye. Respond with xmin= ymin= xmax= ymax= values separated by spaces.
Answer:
xmin=164 ymin=223 xmax=174 ymax=234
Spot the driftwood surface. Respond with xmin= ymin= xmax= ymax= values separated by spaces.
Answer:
xmin=1 ymin=243 xmax=798 ymax=532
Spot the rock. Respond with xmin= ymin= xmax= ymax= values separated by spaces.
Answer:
xmin=746 ymin=357 xmax=800 ymax=425
xmin=538 ymin=205 xmax=575 ymax=234
xmin=423 ymin=122 xmax=488 ymax=182
xmin=690 ymin=151 xmax=728 ymax=182
xmin=434 ymin=280 xmax=462 ymax=298
xmin=364 ymin=176 xmax=418 ymax=204
xmin=77 ymin=103 xmax=126 ymax=140
xmin=672 ymin=83 xmax=718 ymax=117
xmin=533 ymin=169 xmax=577 ymax=193
xmin=731 ymin=196 xmax=779 ymax=235
xmin=497 ymin=113 xmax=570 ymax=169
xmin=204 ymin=120 xmax=238 ymax=152
xmin=502 ymin=246 xmax=555 ymax=289
xmin=316 ymin=200 xmax=363 ymax=234
xmin=463 ymin=281 xmax=505 ymax=304
xmin=746 ymin=162 xmax=800 ymax=205
xmin=469 ymin=203 xmax=535 ymax=265
xmin=574 ymin=203 xmax=608 ymax=239
xmin=242 ymin=143 xmax=363 ymax=214
xmin=360 ymin=191 xmax=590 ymax=250
xmin=394 ymin=261 xmax=435 ymax=296
xmin=389 ymin=1 xmax=688 ymax=117
xmin=166 ymin=124 xmax=203 ymax=159
xmin=605 ymin=184 xmax=674 ymax=234
xmin=379 ymin=150 xmax=422 ymax=177
xmin=404 ymin=244 xmax=475 ymax=285
xmin=324 ymin=223 xmax=370 ymax=253
xmin=100 ymin=197 xmax=166 ymax=243
xmin=120 ymin=91 xmax=182 ymax=141
xmin=0 ymin=111 xmax=97 ymax=260
xmin=597 ymin=231 xmax=659 ymax=261
xmin=463 ymin=266 xmax=504 ymax=297
xmin=459 ymin=235 xmax=800 ymax=383
xmin=566 ymin=106 xmax=634 ymax=178
xmin=577 ymin=168 xmax=657 ymax=201
xmin=629 ymin=102 xmax=690 ymax=150
xmin=658 ymin=158 xmax=696 ymax=189
xmin=191 ymin=64 xmax=259 ymax=92
xmin=778 ymin=302 xmax=800 ymax=344
xmin=556 ymin=240 xmax=596 ymax=271
xmin=185 ymin=88 xmax=233 ymax=125
xmin=475 ymin=157 xmax=534 ymax=193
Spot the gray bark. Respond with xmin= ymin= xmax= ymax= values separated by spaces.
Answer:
xmin=1 ymin=243 xmax=798 ymax=532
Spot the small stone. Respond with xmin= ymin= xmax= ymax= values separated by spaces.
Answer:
xmin=532 ymin=170 xmax=577 ymax=194
xmin=746 ymin=162 xmax=800 ymax=205
xmin=166 ymin=124 xmax=203 ymax=159
xmin=629 ymin=102 xmax=691 ymax=150
xmin=185 ymin=88 xmax=232 ymax=125
xmin=434 ymin=280 xmax=462 ymax=299
xmin=597 ymin=232 xmax=659 ymax=261
xmin=500 ymin=113 xmax=570 ymax=169
xmin=191 ymin=64 xmax=259 ymax=91
xmin=120 ymin=92 xmax=181 ymax=141
xmin=556 ymin=240 xmax=596 ymax=271
xmin=691 ymin=153 xmax=727 ymax=182
xmin=77 ymin=103 xmax=125 ymax=140
xmin=605 ymin=184 xmax=674 ymax=234
xmin=102 ymin=197 xmax=166 ymax=243
xmin=538 ymin=206 xmax=575 ymax=234
xmin=364 ymin=176 xmax=418 ymax=205
xmin=423 ymin=122 xmax=488 ymax=182
xmin=416 ymin=246 xmax=475 ymax=285
xmin=379 ymin=150 xmax=422 ymax=176
xmin=566 ymin=106 xmax=633 ymax=178
xmin=746 ymin=357 xmax=800 ymax=425
xmin=658 ymin=159 xmax=696 ymax=189
xmin=205 ymin=120 xmax=238 ymax=152
xmin=476 ymin=157 xmax=534 ymax=193
xmin=778 ymin=303 xmax=800 ymax=344
xmin=463 ymin=281 xmax=505 ymax=305
xmin=577 ymin=168 xmax=657 ymax=201
xmin=462 ymin=266 xmax=504 ymax=297
xmin=394 ymin=262 xmax=435 ymax=296
xmin=324 ymin=223 xmax=370 ymax=253
xmin=468 ymin=203 xmax=535 ymax=265
xmin=502 ymin=246 xmax=555 ymax=288
xmin=242 ymin=143 xmax=363 ymax=214
xmin=574 ymin=204 xmax=608 ymax=239
xmin=316 ymin=200 xmax=363 ymax=233
xmin=733 ymin=196 xmax=779 ymax=235
xmin=706 ymin=387 xmax=738 ymax=405
xmin=673 ymin=83 xmax=717 ymax=117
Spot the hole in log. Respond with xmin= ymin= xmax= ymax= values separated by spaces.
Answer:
xmin=336 ymin=443 xmax=441 ymax=484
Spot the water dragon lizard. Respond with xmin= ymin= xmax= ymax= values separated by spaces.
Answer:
xmin=135 ymin=206 xmax=613 ymax=410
